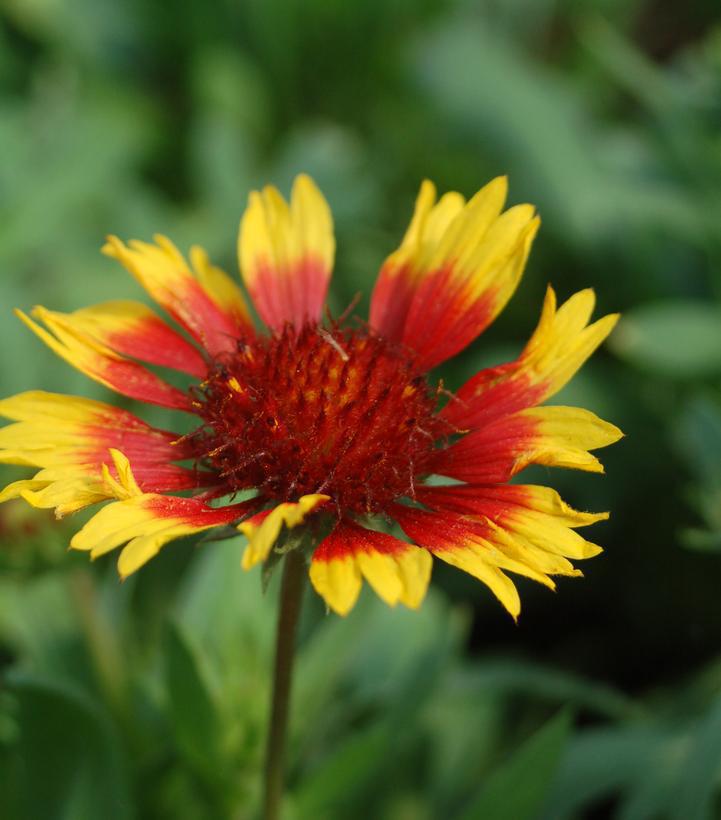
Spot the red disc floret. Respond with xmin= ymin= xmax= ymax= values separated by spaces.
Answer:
xmin=188 ymin=322 xmax=451 ymax=514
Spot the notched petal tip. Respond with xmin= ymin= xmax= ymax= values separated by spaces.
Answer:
xmin=101 ymin=235 xmax=125 ymax=257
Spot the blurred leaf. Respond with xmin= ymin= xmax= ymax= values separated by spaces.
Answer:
xmin=0 ymin=571 xmax=92 ymax=686
xmin=6 ymin=674 xmax=132 ymax=820
xmin=451 ymin=658 xmax=639 ymax=720
xmin=412 ymin=17 xmax=627 ymax=247
xmin=424 ymin=687 xmax=501 ymax=814
xmin=675 ymin=396 xmax=721 ymax=485
xmin=611 ymin=302 xmax=721 ymax=377
xmin=293 ymin=724 xmax=389 ymax=819
xmin=670 ymin=697 xmax=721 ymax=820
xmin=540 ymin=726 xmax=669 ymax=820
xmin=175 ymin=536 xmax=273 ymax=666
xmin=682 ymin=526 xmax=721 ymax=553
xmin=164 ymin=621 xmax=223 ymax=782
xmin=459 ymin=709 xmax=572 ymax=820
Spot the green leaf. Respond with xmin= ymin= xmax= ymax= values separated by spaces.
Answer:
xmin=164 ymin=621 xmax=223 ymax=782
xmin=670 ymin=697 xmax=721 ymax=820
xmin=459 ymin=709 xmax=572 ymax=820
xmin=5 ymin=674 xmax=132 ymax=820
xmin=611 ymin=302 xmax=721 ymax=378
xmin=675 ymin=396 xmax=721 ymax=486
xmin=453 ymin=659 xmax=639 ymax=720
xmin=293 ymin=724 xmax=390 ymax=819
xmin=539 ymin=726 xmax=668 ymax=820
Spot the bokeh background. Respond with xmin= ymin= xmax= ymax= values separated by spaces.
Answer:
xmin=2 ymin=0 xmax=721 ymax=818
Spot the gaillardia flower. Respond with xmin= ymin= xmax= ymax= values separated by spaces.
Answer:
xmin=0 ymin=175 xmax=621 ymax=618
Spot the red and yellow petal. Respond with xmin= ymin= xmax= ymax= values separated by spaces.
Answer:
xmin=238 ymin=493 xmax=330 ymax=569
xmin=369 ymin=177 xmax=539 ymax=370
xmin=444 ymin=287 xmax=619 ymax=430
xmin=0 ymin=391 xmax=207 ymax=515
xmin=239 ymin=174 xmax=334 ymax=331
xmin=40 ymin=300 xmax=208 ymax=377
xmin=393 ymin=490 xmax=605 ymax=619
xmin=308 ymin=520 xmax=432 ymax=616
xmin=0 ymin=474 xmax=110 ymax=516
xmin=71 ymin=491 xmax=253 ymax=579
xmin=416 ymin=483 xmax=606 ymax=560
xmin=16 ymin=308 xmax=191 ymax=411
xmin=433 ymin=405 xmax=623 ymax=483
xmin=103 ymin=235 xmax=253 ymax=355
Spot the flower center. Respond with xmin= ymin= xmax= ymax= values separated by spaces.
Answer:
xmin=190 ymin=323 xmax=449 ymax=514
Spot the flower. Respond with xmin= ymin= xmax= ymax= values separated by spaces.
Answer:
xmin=0 ymin=174 xmax=622 ymax=618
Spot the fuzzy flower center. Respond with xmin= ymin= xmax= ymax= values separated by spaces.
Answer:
xmin=190 ymin=323 xmax=449 ymax=514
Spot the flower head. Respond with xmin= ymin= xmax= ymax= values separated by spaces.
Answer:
xmin=0 ymin=175 xmax=622 ymax=618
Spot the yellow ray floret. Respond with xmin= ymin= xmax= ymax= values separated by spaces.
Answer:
xmin=100 ymin=449 xmax=143 ymax=500
xmin=0 ymin=391 xmax=194 ymax=516
xmin=0 ymin=393 xmax=129 ymax=514
xmin=511 ymin=405 xmax=624 ymax=475
xmin=395 ymin=484 xmax=608 ymax=620
xmin=103 ymin=235 xmax=251 ymax=354
xmin=14 ymin=308 xmax=189 ymax=410
xmin=308 ymin=523 xmax=432 ymax=616
xmin=0 ymin=472 xmax=109 ymax=517
xmin=71 ymin=453 xmax=246 ymax=579
xmin=445 ymin=286 xmax=620 ymax=429
xmin=31 ymin=300 xmax=208 ymax=377
xmin=238 ymin=494 xmax=330 ymax=570
xmin=239 ymin=174 xmax=335 ymax=329
xmin=520 ymin=287 xmax=620 ymax=398
xmin=369 ymin=176 xmax=540 ymax=368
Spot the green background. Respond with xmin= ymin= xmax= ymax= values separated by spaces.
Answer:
xmin=2 ymin=0 xmax=721 ymax=817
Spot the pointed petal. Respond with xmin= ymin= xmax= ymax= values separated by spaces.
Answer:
xmin=370 ymin=177 xmax=539 ymax=370
xmin=239 ymin=174 xmax=335 ymax=330
xmin=0 ymin=391 xmax=209 ymax=515
xmin=392 ymin=497 xmax=605 ymax=620
xmin=238 ymin=493 xmax=329 ymax=569
xmin=16 ymin=309 xmax=191 ymax=410
xmin=43 ymin=300 xmax=207 ymax=377
xmin=417 ymin=483 xmax=606 ymax=561
xmin=433 ymin=405 xmax=623 ymax=483
xmin=445 ymin=287 xmax=620 ymax=429
xmin=103 ymin=235 xmax=253 ymax=354
xmin=71 ymin=493 xmax=253 ymax=578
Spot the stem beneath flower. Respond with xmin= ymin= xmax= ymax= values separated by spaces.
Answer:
xmin=263 ymin=548 xmax=306 ymax=820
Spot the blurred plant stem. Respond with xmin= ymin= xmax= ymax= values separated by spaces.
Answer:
xmin=263 ymin=548 xmax=306 ymax=820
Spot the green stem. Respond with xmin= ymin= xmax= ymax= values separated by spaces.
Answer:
xmin=263 ymin=549 xmax=306 ymax=820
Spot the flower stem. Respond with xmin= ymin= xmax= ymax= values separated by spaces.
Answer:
xmin=263 ymin=548 xmax=306 ymax=820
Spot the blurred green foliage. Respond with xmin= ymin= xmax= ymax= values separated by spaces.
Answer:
xmin=2 ymin=0 xmax=721 ymax=817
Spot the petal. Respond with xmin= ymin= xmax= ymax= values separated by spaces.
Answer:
xmin=16 ymin=308 xmax=191 ymax=411
xmin=308 ymin=542 xmax=362 ymax=616
xmin=44 ymin=300 xmax=207 ymax=377
xmin=0 ymin=391 xmax=208 ymax=515
xmin=1 ymin=475 xmax=109 ymax=516
xmin=369 ymin=177 xmax=539 ymax=370
xmin=103 ymin=235 xmax=253 ymax=355
xmin=71 ymin=493 xmax=253 ymax=578
xmin=239 ymin=174 xmax=335 ymax=330
xmin=416 ymin=483 xmax=606 ymax=561
xmin=308 ymin=520 xmax=432 ymax=615
xmin=392 ymin=498 xmax=604 ymax=620
xmin=238 ymin=493 xmax=330 ymax=570
xmin=433 ymin=405 xmax=623 ymax=483
xmin=445 ymin=287 xmax=620 ymax=430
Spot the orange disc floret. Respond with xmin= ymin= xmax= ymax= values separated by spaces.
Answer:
xmin=188 ymin=322 xmax=452 ymax=515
